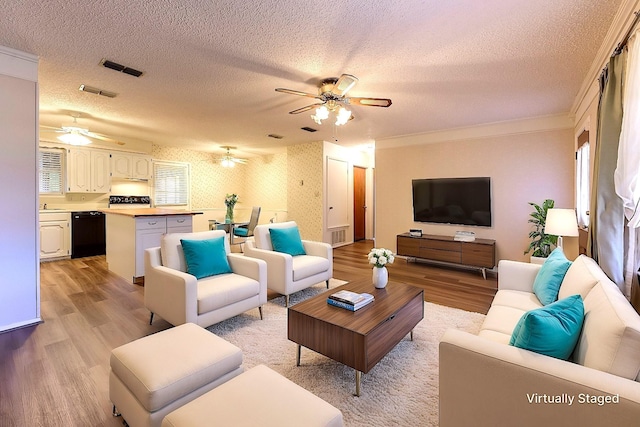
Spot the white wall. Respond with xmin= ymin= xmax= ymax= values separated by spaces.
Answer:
xmin=375 ymin=116 xmax=575 ymax=263
xmin=0 ymin=46 xmax=40 ymax=332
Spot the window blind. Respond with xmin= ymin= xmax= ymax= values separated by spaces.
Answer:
xmin=39 ymin=148 xmax=64 ymax=194
xmin=153 ymin=161 xmax=190 ymax=206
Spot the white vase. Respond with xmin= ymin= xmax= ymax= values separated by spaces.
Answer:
xmin=372 ymin=266 xmax=388 ymax=289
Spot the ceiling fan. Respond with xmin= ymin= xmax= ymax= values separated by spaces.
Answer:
xmin=41 ymin=116 xmax=124 ymax=146
xmin=216 ymin=146 xmax=247 ymax=167
xmin=275 ymin=74 xmax=392 ymax=125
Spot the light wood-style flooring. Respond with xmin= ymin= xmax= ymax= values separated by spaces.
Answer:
xmin=0 ymin=240 xmax=495 ymax=426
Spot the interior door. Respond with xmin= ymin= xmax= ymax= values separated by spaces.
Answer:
xmin=327 ymin=158 xmax=349 ymax=228
xmin=354 ymin=166 xmax=366 ymax=241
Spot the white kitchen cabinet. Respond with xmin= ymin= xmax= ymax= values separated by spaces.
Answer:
xmin=134 ymin=217 xmax=167 ymax=278
xmin=39 ymin=212 xmax=70 ymax=260
xmin=105 ymin=212 xmax=193 ymax=282
xmin=167 ymin=215 xmax=193 ymax=233
xmin=66 ymin=147 xmax=111 ymax=193
xmin=92 ymin=150 xmax=111 ymax=192
xmin=111 ymin=152 xmax=152 ymax=180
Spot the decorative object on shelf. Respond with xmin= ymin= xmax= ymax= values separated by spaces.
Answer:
xmin=224 ymin=193 xmax=238 ymax=223
xmin=368 ymin=247 xmax=395 ymax=289
xmin=524 ymin=199 xmax=558 ymax=261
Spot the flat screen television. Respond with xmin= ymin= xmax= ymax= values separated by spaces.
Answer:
xmin=412 ymin=177 xmax=492 ymax=226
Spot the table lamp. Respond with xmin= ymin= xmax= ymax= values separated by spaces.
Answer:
xmin=545 ymin=208 xmax=579 ymax=260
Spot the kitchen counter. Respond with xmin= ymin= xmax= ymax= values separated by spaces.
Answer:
xmin=101 ymin=208 xmax=203 ymax=217
xmin=104 ymin=210 xmax=198 ymax=282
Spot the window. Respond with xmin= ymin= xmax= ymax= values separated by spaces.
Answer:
xmin=576 ymin=131 xmax=590 ymax=228
xmin=39 ymin=148 xmax=64 ymax=194
xmin=153 ymin=161 xmax=190 ymax=206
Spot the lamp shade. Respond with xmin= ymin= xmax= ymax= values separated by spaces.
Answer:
xmin=545 ymin=208 xmax=579 ymax=236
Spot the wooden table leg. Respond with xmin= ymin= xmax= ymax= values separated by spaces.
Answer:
xmin=296 ymin=344 xmax=301 ymax=366
xmin=355 ymin=370 xmax=362 ymax=397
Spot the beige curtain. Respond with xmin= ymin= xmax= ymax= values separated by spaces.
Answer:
xmin=589 ymin=50 xmax=626 ymax=292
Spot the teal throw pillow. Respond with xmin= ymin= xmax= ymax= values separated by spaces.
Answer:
xmin=180 ymin=237 xmax=232 ymax=279
xmin=269 ymin=226 xmax=306 ymax=256
xmin=509 ymin=294 xmax=584 ymax=360
xmin=532 ymin=248 xmax=572 ymax=305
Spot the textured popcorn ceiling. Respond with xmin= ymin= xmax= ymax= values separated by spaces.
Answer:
xmin=0 ymin=1 xmax=624 ymax=155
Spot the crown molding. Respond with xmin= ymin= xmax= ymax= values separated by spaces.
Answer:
xmin=376 ymin=113 xmax=573 ymax=149
xmin=571 ymin=0 xmax=640 ymax=115
xmin=0 ymin=45 xmax=38 ymax=82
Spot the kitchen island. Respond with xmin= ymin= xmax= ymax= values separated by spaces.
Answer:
xmin=102 ymin=208 xmax=202 ymax=283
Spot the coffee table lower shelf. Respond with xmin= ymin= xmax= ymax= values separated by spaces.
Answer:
xmin=288 ymin=280 xmax=424 ymax=396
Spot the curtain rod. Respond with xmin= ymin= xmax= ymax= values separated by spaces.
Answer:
xmin=614 ymin=10 xmax=640 ymax=55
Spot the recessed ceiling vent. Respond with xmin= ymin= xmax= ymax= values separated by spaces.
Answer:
xmin=79 ymin=84 xmax=117 ymax=98
xmin=301 ymin=127 xmax=317 ymax=132
xmin=268 ymin=134 xmax=284 ymax=139
xmin=100 ymin=59 xmax=144 ymax=77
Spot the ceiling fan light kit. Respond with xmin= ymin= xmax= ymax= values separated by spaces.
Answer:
xmin=218 ymin=146 xmax=247 ymax=167
xmin=57 ymin=131 xmax=92 ymax=146
xmin=275 ymin=73 xmax=391 ymax=127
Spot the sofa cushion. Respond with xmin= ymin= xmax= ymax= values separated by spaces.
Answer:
xmin=481 ymin=305 xmax=529 ymax=338
xmin=509 ymin=295 xmax=584 ymax=360
xmin=269 ymin=225 xmax=306 ymax=256
xmin=557 ymin=255 xmax=602 ymax=301
xmin=110 ymin=323 xmax=242 ymax=412
xmin=162 ymin=230 xmax=230 ymax=272
xmin=197 ymin=273 xmax=261 ymax=313
xmin=573 ymin=281 xmax=640 ymax=381
xmin=292 ymin=255 xmax=330 ymax=282
xmin=532 ymin=248 xmax=571 ymax=305
xmin=181 ymin=237 xmax=232 ymax=279
xmin=490 ymin=290 xmax=544 ymax=312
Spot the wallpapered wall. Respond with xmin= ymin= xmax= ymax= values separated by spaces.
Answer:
xmin=287 ymin=141 xmax=324 ymax=241
xmin=151 ymin=145 xmax=287 ymax=215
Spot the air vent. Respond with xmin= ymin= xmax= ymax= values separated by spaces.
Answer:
xmin=301 ymin=127 xmax=317 ymax=132
xmin=268 ymin=134 xmax=284 ymax=139
xmin=79 ymin=84 xmax=117 ymax=98
xmin=100 ymin=59 xmax=144 ymax=77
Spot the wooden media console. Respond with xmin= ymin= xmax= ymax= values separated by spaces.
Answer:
xmin=396 ymin=233 xmax=496 ymax=278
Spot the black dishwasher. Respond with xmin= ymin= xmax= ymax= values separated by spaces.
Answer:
xmin=71 ymin=211 xmax=106 ymax=258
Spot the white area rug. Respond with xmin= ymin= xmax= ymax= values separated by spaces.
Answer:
xmin=207 ymin=280 xmax=485 ymax=426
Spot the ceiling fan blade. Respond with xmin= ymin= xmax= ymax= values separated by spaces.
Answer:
xmin=348 ymin=97 xmax=392 ymax=107
xmin=289 ymin=103 xmax=324 ymax=114
xmin=275 ymin=88 xmax=320 ymax=99
xmin=331 ymin=74 xmax=358 ymax=96
xmin=87 ymin=132 xmax=118 ymax=143
xmin=232 ymin=158 xmax=248 ymax=164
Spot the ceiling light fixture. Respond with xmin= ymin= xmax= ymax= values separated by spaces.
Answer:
xmin=310 ymin=101 xmax=352 ymax=126
xmin=221 ymin=156 xmax=235 ymax=168
xmin=56 ymin=119 xmax=93 ymax=146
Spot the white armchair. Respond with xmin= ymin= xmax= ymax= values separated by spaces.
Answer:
xmin=144 ymin=230 xmax=267 ymax=328
xmin=243 ymin=221 xmax=333 ymax=307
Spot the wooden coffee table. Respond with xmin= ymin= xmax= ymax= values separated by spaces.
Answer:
xmin=287 ymin=278 xmax=424 ymax=396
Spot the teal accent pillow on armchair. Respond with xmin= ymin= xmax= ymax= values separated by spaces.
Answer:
xmin=532 ymin=248 xmax=572 ymax=305
xmin=269 ymin=226 xmax=306 ymax=256
xmin=180 ymin=236 xmax=232 ymax=279
xmin=509 ymin=294 xmax=584 ymax=360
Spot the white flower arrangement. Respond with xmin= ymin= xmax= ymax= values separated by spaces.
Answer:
xmin=224 ymin=193 xmax=239 ymax=208
xmin=368 ymin=248 xmax=395 ymax=268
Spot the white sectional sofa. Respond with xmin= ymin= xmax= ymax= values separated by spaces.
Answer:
xmin=440 ymin=255 xmax=640 ymax=427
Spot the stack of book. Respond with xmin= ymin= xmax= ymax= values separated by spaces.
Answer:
xmin=327 ymin=290 xmax=374 ymax=311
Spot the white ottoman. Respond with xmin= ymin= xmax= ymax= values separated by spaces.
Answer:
xmin=161 ymin=364 xmax=344 ymax=427
xmin=109 ymin=323 xmax=243 ymax=427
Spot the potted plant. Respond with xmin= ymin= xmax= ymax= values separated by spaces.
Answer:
xmin=524 ymin=199 xmax=558 ymax=263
